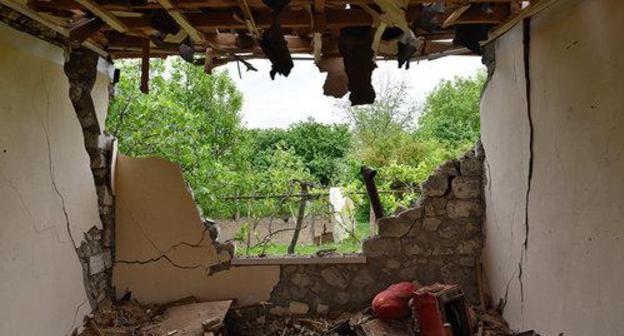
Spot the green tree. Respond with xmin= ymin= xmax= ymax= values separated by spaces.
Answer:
xmin=249 ymin=119 xmax=351 ymax=185
xmin=416 ymin=71 xmax=486 ymax=152
xmin=106 ymin=58 xmax=248 ymax=217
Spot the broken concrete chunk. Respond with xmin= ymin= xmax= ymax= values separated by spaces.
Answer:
xmin=451 ymin=176 xmax=481 ymax=199
xmin=339 ymin=27 xmax=376 ymax=105
xmin=288 ymin=301 xmax=309 ymax=315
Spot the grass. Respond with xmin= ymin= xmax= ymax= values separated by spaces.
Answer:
xmin=234 ymin=221 xmax=373 ymax=257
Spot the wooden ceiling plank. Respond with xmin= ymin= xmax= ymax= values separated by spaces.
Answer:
xmin=235 ymin=0 xmax=260 ymax=38
xmin=441 ymin=4 xmax=471 ymax=28
xmin=452 ymin=3 xmax=509 ymax=25
xmin=154 ymin=0 xmax=206 ymax=43
xmin=75 ymin=0 xmax=130 ymax=32
xmin=28 ymin=0 xmax=514 ymax=12
xmin=69 ymin=17 xmax=105 ymax=43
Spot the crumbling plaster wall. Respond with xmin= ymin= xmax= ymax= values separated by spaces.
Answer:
xmin=112 ymin=154 xmax=280 ymax=306
xmin=0 ymin=23 xmax=112 ymax=335
xmin=481 ymin=0 xmax=624 ymax=335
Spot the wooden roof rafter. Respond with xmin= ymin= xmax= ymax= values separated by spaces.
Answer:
xmin=7 ymin=0 xmax=538 ymax=62
xmin=74 ymin=0 xmax=129 ymax=32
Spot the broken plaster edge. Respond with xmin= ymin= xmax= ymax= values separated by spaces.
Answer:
xmin=231 ymin=255 xmax=367 ymax=265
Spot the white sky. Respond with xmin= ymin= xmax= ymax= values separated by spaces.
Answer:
xmin=223 ymin=56 xmax=485 ymax=129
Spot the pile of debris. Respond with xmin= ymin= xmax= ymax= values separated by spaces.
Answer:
xmin=75 ymin=283 xmax=522 ymax=336
xmin=77 ymin=297 xmax=231 ymax=336
xmin=227 ymin=305 xmax=414 ymax=336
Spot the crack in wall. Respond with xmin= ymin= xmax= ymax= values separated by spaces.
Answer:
xmin=519 ymin=17 xmax=533 ymax=308
xmin=522 ymin=18 xmax=534 ymax=252
xmin=41 ymin=102 xmax=78 ymax=249
xmin=119 ymin=198 xmax=212 ymax=254
xmin=116 ymin=254 xmax=213 ymax=273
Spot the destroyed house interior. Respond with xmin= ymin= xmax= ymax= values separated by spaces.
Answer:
xmin=1 ymin=0 xmax=623 ymax=335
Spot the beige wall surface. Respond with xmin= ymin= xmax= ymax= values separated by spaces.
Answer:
xmin=481 ymin=0 xmax=624 ymax=334
xmin=480 ymin=22 xmax=529 ymax=330
xmin=0 ymin=23 xmax=111 ymax=335
xmin=112 ymin=155 xmax=280 ymax=305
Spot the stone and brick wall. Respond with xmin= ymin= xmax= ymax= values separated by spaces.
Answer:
xmin=269 ymin=144 xmax=485 ymax=313
xmin=65 ymin=48 xmax=116 ymax=307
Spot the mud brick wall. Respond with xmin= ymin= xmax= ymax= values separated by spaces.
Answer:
xmin=269 ymin=144 xmax=485 ymax=313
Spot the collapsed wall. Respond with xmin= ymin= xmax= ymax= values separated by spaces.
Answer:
xmin=269 ymin=145 xmax=485 ymax=312
xmin=112 ymin=144 xmax=485 ymax=314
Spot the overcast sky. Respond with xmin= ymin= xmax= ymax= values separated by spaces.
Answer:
xmin=223 ymin=56 xmax=485 ymax=129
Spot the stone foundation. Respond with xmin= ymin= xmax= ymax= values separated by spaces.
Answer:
xmin=269 ymin=144 xmax=485 ymax=313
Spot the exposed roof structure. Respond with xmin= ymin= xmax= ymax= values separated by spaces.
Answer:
xmin=0 ymin=0 xmax=549 ymax=104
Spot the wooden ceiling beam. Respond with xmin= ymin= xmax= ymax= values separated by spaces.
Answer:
xmin=74 ymin=0 xmax=130 ymax=32
xmin=68 ymin=17 xmax=105 ymax=43
xmin=120 ymin=7 xmax=413 ymax=30
xmin=452 ymin=3 xmax=510 ymax=25
xmin=28 ymin=0 xmax=515 ymax=11
xmin=154 ymin=0 xmax=206 ymax=43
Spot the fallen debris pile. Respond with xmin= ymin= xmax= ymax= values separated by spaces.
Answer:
xmin=75 ymin=287 xmax=517 ymax=336
xmin=226 ymin=305 xmax=414 ymax=336
xmin=77 ymin=297 xmax=231 ymax=336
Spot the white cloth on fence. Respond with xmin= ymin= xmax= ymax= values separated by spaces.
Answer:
xmin=329 ymin=187 xmax=355 ymax=242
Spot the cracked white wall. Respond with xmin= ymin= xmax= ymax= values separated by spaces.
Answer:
xmin=0 ymin=23 xmax=111 ymax=335
xmin=112 ymin=154 xmax=280 ymax=305
xmin=481 ymin=0 xmax=624 ymax=335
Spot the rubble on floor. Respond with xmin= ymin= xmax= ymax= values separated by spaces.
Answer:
xmin=75 ymin=286 xmax=516 ymax=336
xmin=225 ymin=300 xmax=515 ymax=336
xmin=226 ymin=304 xmax=414 ymax=336
xmin=77 ymin=297 xmax=231 ymax=336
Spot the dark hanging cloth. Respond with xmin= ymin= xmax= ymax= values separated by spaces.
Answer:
xmin=259 ymin=0 xmax=294 ymax=79
xmin=454 ymin=24 xmax=493 ymax=55
xmin=339 ymin=27 xmax=377 ymax=106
